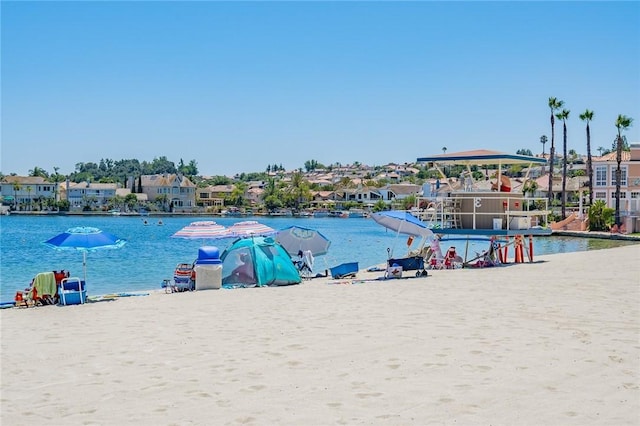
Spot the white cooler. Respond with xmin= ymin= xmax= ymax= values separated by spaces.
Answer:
xmin=194 ymin=246 xmax=222 ymax=290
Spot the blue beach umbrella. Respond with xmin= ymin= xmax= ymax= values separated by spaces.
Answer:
xmin=43 ymin=226 xmax=127 ymax=284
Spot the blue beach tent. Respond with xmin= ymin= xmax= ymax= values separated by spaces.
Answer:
xmin=221 ymin=237 xmax=301 ymax=287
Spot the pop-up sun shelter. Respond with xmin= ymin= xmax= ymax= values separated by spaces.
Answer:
xmin=221 ymin=236 xmax=302 ymax=287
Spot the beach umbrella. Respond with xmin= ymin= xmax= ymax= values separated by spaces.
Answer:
xmin=228 ymin=220 xmax=276 ymax=238
xmin=43 ymin=226 xmax=127 ymax=284
xmin=171 ymin=221 xmax=233 ymax=240
xmin=371 ymin=210 xmax=434 ymax=239
xmin=275 ymin=225 xmax=331 ymax=257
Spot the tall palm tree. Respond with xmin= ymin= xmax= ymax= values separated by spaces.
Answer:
xmin=555 ymin=108 xmax=570 ymax=219
xmin=540 ymin=135 xmax=548 ymax=175
xmin=614 ymin=114 xmax=633 ymax=227
xmin=547 ymin=97 xmax=564 ymax=209
xmin=579 ymin=109 xmax=595 ymax=206
xmin=12 ymin=182 xmax=21 ymax=209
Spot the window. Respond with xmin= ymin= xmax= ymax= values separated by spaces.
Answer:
xmin=594 ymin=166 xmax=607 ymax=186
xmin=631 ymin=192 xmax=639 ymax=199
xmin=610 ymin=166 xmax=628 ymax=186
xmin=595 ymin=191 xmax=606 ymax=199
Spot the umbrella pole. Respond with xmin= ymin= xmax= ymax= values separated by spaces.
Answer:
xmin=83 ymin=251 xmax=87 ymax=284
xmin=82 ymin=251 xmax=87 ymax=303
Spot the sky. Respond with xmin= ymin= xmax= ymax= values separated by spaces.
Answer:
xmin=2 ymin=1 xmax=639 ymax=177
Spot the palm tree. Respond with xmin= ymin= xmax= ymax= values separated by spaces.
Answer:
xmin=540 ymin=135 xmax=548 ymax=174
xmin=579 ymin=109 xmax=595 ymax=206
xmin=12 ymin=183 xmax=21 ymax=209
xmin=614 ymin=114 xmax=633 ymax=227
xmin=442 ymin=147 xmax=447 ymax=154
xmin=555 ymin=108 xmax=570 ymax=219
xmin=547 ymin=97 xmax=564 ymax=209
xmin=25 ymin=186 xmax=33 ymax=211
xmin=597 ymin=146 xmax=604 ymax=156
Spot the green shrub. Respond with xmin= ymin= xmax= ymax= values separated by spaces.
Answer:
xmin=587 ymin=200 xmax=614 ymax=231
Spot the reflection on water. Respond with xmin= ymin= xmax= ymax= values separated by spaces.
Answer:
xmin=0 ymin=215 xmax=637 ymax=301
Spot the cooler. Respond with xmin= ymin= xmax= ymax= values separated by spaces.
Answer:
xmin=509 ymin=217 xmax=531 ymax=230
xmin=194 ymin=246 xmax=222 ymax=290
xmin=59 ymin=277 xmax=87 ymax=305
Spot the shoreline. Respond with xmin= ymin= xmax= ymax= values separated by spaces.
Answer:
xmin=2 ymin=245 xmax=639 ymax=425
xmin=4 ymin=211 xmax=640 ymax=242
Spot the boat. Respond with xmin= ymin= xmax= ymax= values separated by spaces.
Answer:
xmin=108 ymin=209 xmax=121 ymax=216
xmin=269 ymin=209 xmax=293 ymax=217
xmin=313 ymin=209 xmax=330 ymax=218
xmin=329 ymin=210 xmax=348 ymax=218
xmin=348 ymin=209 xmax=369 ymax=218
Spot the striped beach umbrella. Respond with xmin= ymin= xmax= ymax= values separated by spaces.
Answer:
xmin=171 ymin=221 xmax=233 ymax=240
xmin=228 ymin=220 xmax=276 ymax=238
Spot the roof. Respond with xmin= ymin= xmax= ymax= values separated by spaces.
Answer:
xmin=594 ymin=151 xmax=631 ymax=162
xmin=1 ymin=176 xmax=50 ymax=184
xmin=417 ymin=149 xmax=547 ymax=166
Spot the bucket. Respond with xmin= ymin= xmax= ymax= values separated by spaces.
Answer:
xmin=493 ymin=218 xmax=502 ymax=230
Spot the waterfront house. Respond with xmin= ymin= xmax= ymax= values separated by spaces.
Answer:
xmin=139 ymin=173 xmax=196 ymax=212
xmin=66 ymin=181 xmax=118 ymax=211
xmin=0 ymin=176 xmax=58 ymax=210
xmin=592 ymin=143 xmax=640 ymax=215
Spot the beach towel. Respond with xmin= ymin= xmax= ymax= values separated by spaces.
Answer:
xmin=31 ymin=272 xmax=57 ymax=298
xmin=302 ymin=250 xmax=314 ymax=272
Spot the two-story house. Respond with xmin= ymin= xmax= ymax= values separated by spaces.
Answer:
xmin=140 ymin=174 xmax=197 ymax=212
xmin=592 ymin=143 xmax=640 ymax=215
xmin=0 ymin=176 xmax=59 ymax=210
xmin=65 ymin=181 xmax=118 ymax=210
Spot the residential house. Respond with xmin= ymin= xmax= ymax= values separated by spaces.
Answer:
xmin=195 ymin=186 xmax=226 ymax=209
xmin=377 ymin=183 xmax=422 ymax=203
xmin=0 ymin=176 xmax=59 ymax=210
xmin=140 ymin=174 xmax=196 ymax=212
xmin=342 ymin=185 xmax=383 ymax=205
xmin=66 ymin=181 xmax=118 ymax=210
xmin=592 ymin=143 xmax=640 ymax=215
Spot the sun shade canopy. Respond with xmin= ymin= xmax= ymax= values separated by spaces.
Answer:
xmin=417 ymin=149 xmax=547 ymax=167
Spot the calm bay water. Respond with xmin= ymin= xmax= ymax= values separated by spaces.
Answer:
xmin=0 ymin=214 xmax=636 ymax=302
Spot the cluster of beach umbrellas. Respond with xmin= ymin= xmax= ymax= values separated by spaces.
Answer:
xmin=41 ymin=221 xmax=333 ymax=290
xmin=170 ymin=220 xmax=277 ymax=241
xmin=171 ymin=220 xmax=331 ymax=257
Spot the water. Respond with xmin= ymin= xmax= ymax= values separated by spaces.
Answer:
xmin=0 ymin=215 xmax=636 ymax=302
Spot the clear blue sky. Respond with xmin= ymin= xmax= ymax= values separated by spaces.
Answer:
xmin=2 ymin=1 xmax=639 ymax=177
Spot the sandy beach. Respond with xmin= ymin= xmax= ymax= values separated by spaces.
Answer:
xmin=2 ymin=244 xmax=639 ymax=425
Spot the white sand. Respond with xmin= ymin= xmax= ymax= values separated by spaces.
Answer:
xmin=2 ymin=245 xmax=639 ymax=425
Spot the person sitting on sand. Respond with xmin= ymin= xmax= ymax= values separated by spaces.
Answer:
xmin=230 ymin=252 xmax=255 ymax=283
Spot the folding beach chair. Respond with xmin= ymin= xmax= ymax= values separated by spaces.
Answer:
xmin=171 ymin=263 xmax=195 ymax=292
xmin=14 ymin=272 xmax=58 ymax=307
